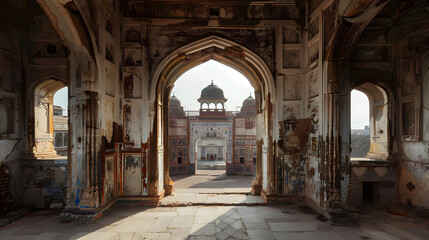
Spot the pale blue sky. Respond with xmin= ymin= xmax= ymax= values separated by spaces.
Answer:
xmin=351 ymin=89 xmax=369 ymax=129
xmin=54 ymin=87 xmax=68 ymax=116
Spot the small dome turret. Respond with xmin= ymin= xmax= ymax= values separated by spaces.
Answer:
xmin=200 ymin=80 xmax=225 ymax=99
xmin=170 ymin=94 xmax=182 ymax=107
xmin=242 ymin=94 xmax=255 ymax=107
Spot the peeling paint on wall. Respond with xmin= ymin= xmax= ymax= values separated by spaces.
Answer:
xmin=124 ymin=155 xmax=142 ymax=195
xmin=0 ymin=139 xmax=18 ymax=162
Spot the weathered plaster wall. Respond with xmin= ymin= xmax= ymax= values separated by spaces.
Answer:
xmin=0 ymin=139 xmax=22 ymax=205
xmin=399 ymin=142 xmax=429 ymax=211
xmin=396 ymin=31 xmax=429 ymax=214
xmin=22 ymin=159 xmax=67 ymax=208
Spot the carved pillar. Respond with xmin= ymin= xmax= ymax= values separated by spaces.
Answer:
xmin=163 ymin=92 xmax=174 ymax=195
xmin=262 ymin=94 xmax=277 ymax=197
xmin=324 ymin=61 xmax=350 ymax=211
xmin=79 ymin=91 xmax=100 ymax=208
xmin=148 ymin=109 xmax=159 ymax=196
xmin=251 ymin=139 xmax=262 ymax=195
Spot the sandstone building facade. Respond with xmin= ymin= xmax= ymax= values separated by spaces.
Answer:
xmin=168 ymin=82 xmax=257 ymax=175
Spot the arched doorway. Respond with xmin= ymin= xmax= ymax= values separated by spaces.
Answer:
xmin=194 ymin=129 xmax=228 ymax=174
xmin=149 ymin=36 xmax=276 ymax=197
xmin=351 ymin=83 xmax=390 ymax=160
xmin=30 ymin=77 xmax=68 ymax=158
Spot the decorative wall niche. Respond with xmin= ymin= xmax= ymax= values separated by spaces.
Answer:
xmin=123 ymin=103 xmax=142 ymax=147
xmin=283 ymin=27 xmax=300 ymax=44
xmin=0 ymin=52 xmax=15 ymax=91
xmin=308 ymin=70 xmax=319 ymax=98
xmin=283 ymin=49 xmax=300 ymax=69
xmin=401 ymin=101 xmax=416 ymax=138
xmin=308 ymin=41 xmax=319 ymax=66
xmin=123 ymin=154 xmax=144 ymax=195
xmin=105 ymin=67 xmax=115 ymax=97
xmin=123 ymin=73 xmax=142 ymax=99
xmin=105 ymin=39 xmax=114 ymax=63
xmin=103 ymin=156 xmax=115 ymax=203
xmin=105 ymin=12 xmax=114 ymax=36
xmin=123 ymin=48 xmax=142 ymax=66
xmin=401 ymin=60 xmax=415 ymax=97
xmin=105 ymin=99 xmax=114 ymax=142
xmin=283 ymin=76 xmax=301 ymax=101
xmin=123 ymin=24 xmax=141 ymax=43
xmin=308 ymin=98 xmax=319 ymax=135
xmin=0 ymin=98 xmax=15 ymax=135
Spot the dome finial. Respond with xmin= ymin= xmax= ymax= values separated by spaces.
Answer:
xmin=211 ymin=79 xmax=214 ymax=85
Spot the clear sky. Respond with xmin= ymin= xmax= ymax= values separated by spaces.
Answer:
xmin=171 ymin=60 xmax=255 ymax=111
xmin=54 ymin=87 xmax=68 ymax=116
xmin=351 ymin=89 xmax=369 ymax=129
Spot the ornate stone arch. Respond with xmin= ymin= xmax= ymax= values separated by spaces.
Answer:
xmin=148 ymin=35 xmax=276 ymax=197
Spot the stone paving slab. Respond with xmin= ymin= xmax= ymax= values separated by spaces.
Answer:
xmin=161 ymin=193 xmax=265 ymax=206
xmin=1 ymin=206 xmax=429 ymax=240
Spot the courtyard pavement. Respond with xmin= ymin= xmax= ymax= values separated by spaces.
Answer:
xmin=1 ymin=173 xmax=428 ymax=239
xmin=0 ymin=204 xmax=428 ymax=240
xmin=162 ymin=171 xmax=260 ymax=206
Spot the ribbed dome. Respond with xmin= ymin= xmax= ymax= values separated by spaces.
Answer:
xmin=200 ymin=81 xmax=225 ymax=99
xmin=242 ymin=95 xmax=255 ymax=107
xmin=170 ymin=95 xmax=182 ymax=107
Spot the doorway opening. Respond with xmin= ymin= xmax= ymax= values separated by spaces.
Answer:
xmin=152 ymin=36 xmax=275 ymax=198
xmin=33 ymin=79 xmax=68 ymax=159
xmin=350 ymin=89 xmax=370 ymax=159
xmin=167 ymin=60 xmax=256 ymax=191
xmin=53 ymin=87 xmax=68 ymax=156
xmin=350 ymin=82 xmax=390 ymax=161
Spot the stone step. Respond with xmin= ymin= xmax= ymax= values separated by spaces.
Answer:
xmin=160 ymin=193 xmax=266 ymax=207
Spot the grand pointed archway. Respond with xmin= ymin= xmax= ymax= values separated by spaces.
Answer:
xmin=148 ymin=36 xmax=277 ymax=198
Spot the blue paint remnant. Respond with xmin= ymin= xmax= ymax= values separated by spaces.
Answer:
xmin=80 ymin=206 xmax=90 ymax=209
xmin=75 ymin=188 xmax=80 ymax=206
xmin=77 ymin=156 xmax=82 ymax=187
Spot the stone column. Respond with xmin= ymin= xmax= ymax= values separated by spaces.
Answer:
xmin=148 ymin=108 xmax=159 ymax=196
xmin=265 ymin=99 xmax=277 ymax=197
xmin=251 ymin=139 xmax=262 ymax=195
xmin=323 ymin=61 xmax=350 ymax=211
xmin=261 ymin=94 xmax=277 ymax=198
xmin=163 ymin=98 xmax=174 ymax=195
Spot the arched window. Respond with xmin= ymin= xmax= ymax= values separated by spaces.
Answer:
xmin=351 ymin=83 xmax=389 ymax=160
xmin=33 ymin=79 xmax=67 ymax=157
